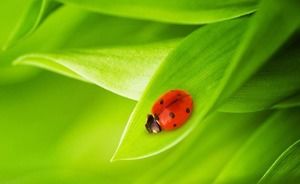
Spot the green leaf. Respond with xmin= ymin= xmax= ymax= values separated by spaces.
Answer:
xmin=58 ymin=0 xmax=257 ymax=24
xmin=1 ymin=73 xmax=299 ymax=183
xmin=214 ymin=108 xmax=300 ymax=183
xmin=258 ymin=139 xmax=300 ymax=183
xmin=1 ymin=0 xmax=299 ymax=182
xmin=274 ymin=93 xmax=300 ymax=109
xmin=219 ymin=40 xmax=300 ymax=112
xmin=110 ymin=18 xmax=248 ymax=160
xmin=0 ymin=0 xmax=45 ymax=85
xmin=111 ymin=0 xmax=300 ymax=160
xmin=0 ymin=5 xmax=195 ymax=67
xmin=135 ymin=111 xmax=271 ymax=183
xmin=0 ymin=0 xmax=30 ymax=47
xmin=14 ymin=40 xmax=178 ymax=100
xmin=16 ymin=33 xmax=300 ymax=109
xmin=3 ymin=0 xmax=62 ymax=50
xmin=213 ymin=0 xmax=300 ymax=109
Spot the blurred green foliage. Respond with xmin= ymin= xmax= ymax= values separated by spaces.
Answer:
xmin=0 ymin=0 xmax=299 ymax=183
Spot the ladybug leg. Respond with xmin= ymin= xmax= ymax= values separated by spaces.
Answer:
xmin=145 ymin=114 xmax=161 ymax=134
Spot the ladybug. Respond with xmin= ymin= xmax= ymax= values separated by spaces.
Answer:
xmin=145 ymin=89 xmax=193 ymax=134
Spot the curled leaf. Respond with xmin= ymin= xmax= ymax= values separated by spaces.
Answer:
xmin=15 ymin=40 xmax=179 ymax=100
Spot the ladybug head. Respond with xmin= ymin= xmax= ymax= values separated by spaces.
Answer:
xmin=145 ymin=114 xmax=161 ymax=134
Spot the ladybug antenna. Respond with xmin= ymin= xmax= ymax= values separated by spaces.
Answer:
xmin=145 ymin=114 xmax=161 ymax=134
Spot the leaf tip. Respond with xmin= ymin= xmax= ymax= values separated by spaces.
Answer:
xmin=109 ymin=151 xmax=131 ymax=162
xmin=110 ymin=150 xmax=119 ymax=162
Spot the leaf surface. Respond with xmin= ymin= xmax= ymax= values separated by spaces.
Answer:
xmin=111 ymin=0 xmax=300 ymax=160
xmin=110 ymin=18 xmax=248 ymax=160
xmin=16 ymin=35 xmax=300 ymax=108
xmin=58 ymin=0 xmax=257 ymax=24
xmin=15 ymin=40 xmax=178 ymax=100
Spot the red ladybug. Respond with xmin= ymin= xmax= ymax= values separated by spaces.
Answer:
xmin=145 ymin=89 xmax=193 ymax=133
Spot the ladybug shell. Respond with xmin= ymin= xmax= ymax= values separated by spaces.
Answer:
xmin=152 ymin=90 xmax=193 ymax=131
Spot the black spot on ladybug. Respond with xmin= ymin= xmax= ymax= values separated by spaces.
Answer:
xmin=186 ymin=108 xmax=190 ymax=113
xmin=160 ymin=99 xmax=164 ymax=105
xmin=173 ymin=123 xmax=177 ymax=127
xmin=169 ymin=112 xmax=175 ymax=119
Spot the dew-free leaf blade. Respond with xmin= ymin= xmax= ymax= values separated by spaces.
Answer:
xmin=58 ymin=0 xmax=257 ymax=24
xmin=112 ymin=0 xmax=300 ymax=160
xmin=15 ymin=33 xmax=300 ymax=109
xmin=213 ymin=0 xmax=300 ymax=110
xmin=15 ymin=40 xmax=179 ymax=100
xmin=1 ymin=5 xmax=196 ymax=67
xmin=219 ymin=39 xmax=300 ymax=112
xmin=15 ymin=38 xmax=300 ymax=110
xmin=136 ymin=111 xmax=270 ymax=184
xmin=111 ymin=18 xmax=249 ymax=160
